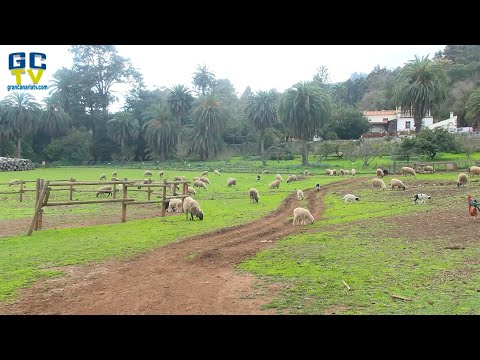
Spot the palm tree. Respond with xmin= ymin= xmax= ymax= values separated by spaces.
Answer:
xmin=168 ymin=84 xmax=194 ymax=149
xmin=0 ymin=92 xmax=40 ymax=158
xmin=142 ymin=105 xmax=177 ymax=161
xmin=245 ymin=89 xmax=278 ymax=154
xmin=192 ymin=64 xmax=216 ymax=96
xmin=278 ymin=82 xmax=332 ymax=166
xmin=107 ymin=111 xmax=140 ymax=151
xmin=191 ymin=94 xmax=228 ymax=160
xmin=394 ymin=55 xmax=448 ymax=133
xmin=42 ymin=104 xmax=72 ymax=138
xmin=465 ymin=87 xmax=480 ymax=129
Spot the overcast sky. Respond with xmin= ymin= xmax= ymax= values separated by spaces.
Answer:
xmin=0 ymin=45 xmax=445 ymax=111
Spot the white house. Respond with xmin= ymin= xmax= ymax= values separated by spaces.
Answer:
xmin=427 ymin=112 xmax=457 ymax=131
xmin=363 ymin=107 xmax=434 ymax=134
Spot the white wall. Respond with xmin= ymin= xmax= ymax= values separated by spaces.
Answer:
xmin=396 ymin=116 xmax=433 ymax=131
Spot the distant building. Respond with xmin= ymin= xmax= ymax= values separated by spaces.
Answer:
xmin=427 ymin=111 xmax=457 ymax=131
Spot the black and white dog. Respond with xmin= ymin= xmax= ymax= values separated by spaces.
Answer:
xmin=413 ymin=193 xmax=431 ymax=204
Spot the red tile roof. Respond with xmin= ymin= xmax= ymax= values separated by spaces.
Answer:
xmin=363 ymin=110 xmax=397 ymax=116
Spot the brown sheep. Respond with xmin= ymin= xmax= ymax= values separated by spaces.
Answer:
xmin=249 ymin=188 xmax=260 ymax=203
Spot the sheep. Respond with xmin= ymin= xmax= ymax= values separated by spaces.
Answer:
xmin=137 ymin=178 xmax=152 ymax=190
xmin=293 ymin=207 xmax=315 ymax=226
xmin=214 ymin=169 xmax=220 ymax=176
xmin=457 ymin=173 xmax=468 ymax=187
xmin=424 ymin=166 xmax=434 ymax=174
xmin=275 ymin=174 xmax=283 ymax=182
xmin=468 ymin=166 xmax=480 ymax=177
xmin=99 ymin=174 xmax=107 ymax=181
xmin=112 ymin=171 xmax=118 ymax=177
xmin=327 ymin=169 xmax=334 ymax=176
xmin=199 ymin=176 xmax=210 ymax=184
xmin=183 ymin=196 xmax=204 ymax=220
xmin=413 ymin=194 xmax=431 ymax=204
xmin=193 ymin=180 xmax=207 ymax=189
xmin=351 ymin=169 xmax=357 ymax=176
xmin=111 ymin=177 xmax=119 ymax=181
xmin=340 ymin=169 xmax=345 ymax=176
xmin=159 ymin=171 xmax=164 ymax=177
xmin=296 ymin=189 xmax=305 ymax=201
xmin=402 ymin=166 xmax=416 ymax=177
xmin=174 ymin=176 xmax=186 ymax=181
xmin=269 ymin=179 xmax=281 ymax=189
xmin=286 ymin=175 xmax=297 ymax=183
xmin=187 ymin=186 xmax=197 ymax=195
xmin=144 ymin=170 xmax=153 ymax=177
xmin=376 ymin=168 xmax=384 ymax=177
xmin=249 ymin=188 xmax=260 ymax=203
xmin=325 ymin=169 xmax=332 ymax=175
xmin=192 ymin=177 xmax=200 ymax=181
xmin=96 ymin=185 xmax=113 ymax=197
xmin=227 ymin=178 xmax=236 ymax=187
xmin=331 ymin=169 xmax=337 ymax=176
xmin=391 ymin=178 xmax=406 ymax=190
xmin=8 ymin=179 xmax=24 ymax=187
xmin=344 ymin=170 xmax=351 ymax=175
xmin=372 ymin=178 xmax=387 ymax=190
xmin=303 ymin=170 xmax=309 ymax=175
xmin=383 ymin=169 xmax=389 ymax=176
xmin=201 ymin=171 xmax=208 ymax=176
xmin=262 ymin=170 xmax=269 ymax=174
xmin=167 ymin=198 xmax=183 ymax=213
xmin=343 ymin=194 xmax=360 ymax=203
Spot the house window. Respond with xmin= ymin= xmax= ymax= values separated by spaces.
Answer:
xmin=405 ymin=121 xmax=411 ymax=129
xmin=383 ymin=118 xmax=388 ymax=122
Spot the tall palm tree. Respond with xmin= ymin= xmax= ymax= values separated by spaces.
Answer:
xmin=107 ymin=111 xmax=140 ymax=151
xmin=168 ymin=84 xmax=194 ymax=149
xmin=191 ymin=94 xmax=227 ymax=160
xmin=465 ymin=87 xmax=480 ymax=129
xmin=42 ymin=104 xmax=72 ymax=138
xmin=245 ymin=89 xmax=278 ymax=154
xmin=142 ymin=105 xmax=177 ymax=161
xmin=192 ymin=64 xmax=216 ymax=96
xmin=394 ymin=55 xmax=448 ymax=133
xmin=0 ymin=92 xmax=40 ymax=158
xmin=278 ymin=82 xmax=332 ymax=166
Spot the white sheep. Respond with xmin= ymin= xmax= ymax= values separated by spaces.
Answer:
xmin=296 ymin=189 xmax=304 ymax=201
xmin=269 ymin=179 xmax=281 ymax=189
xmin=468 ymin=166 xmax=480 ymax=177
xmin=249 ymin=188 xmax=260 ymax=203
xmin=402 ymin=166 xmax=416 ymax=177
xmin=424 ymin=166 xmax=434 ymax=174
xmin=174 ymin=176 xmax=186 ymax=181
xmin=144 ymin=170 xmax=153 ymax=177
xmin=199 ymin=176 xmax=210 ymax=184
xmin=193 ymin=180 xmax=207 ymax=189
xmin=304 ymin=170 xmax=309 ymax=175
xmin=276 ymin=174 xmax=283 ymax=182
xmin=331 ymin=169 xmax=337 ymax=176
xmin=96 ymin=185 xmax=113 ymax=197
xmin=167 ymin=198 xmax=183 ymax=213
xmin=351 ymin=169 xmax=357 ymax=176
xmin=214 ymin=169 xmax=220 ymax=176
xmin=159 ymin=171 xmax=164 ymax=177
xmin=391 ymin=178 xmax=406 ymax=190
xmin=293 ymin=207 xmax=315 ymax=226
xmin=376 ymin=168 xmax=384 ymax=177
xmin=344 ymin=170 xmax=351 ymax=175
xmin=201 ymin=171 xmax=208 ymax=176
xmin=327 ymin=169 xmax=334 ymax=176
xmin=99 ymin=174 xmax=107 ymax=181
xmin=325 ymin=169 xmax=332 ymax=175
xmin=112 ymin=171 xmax=118 ymax=177
xmin=343 ymin=194 xmax=359 ymax=203
xmin=457 ymin=173 xmax=468 ymax=187
xmin=286 ymin=175 xmax=297 ymax=183
xmin=183 ymin=196 xmax=204 ymax=220
xmin=227 ymin=178 xmax=236 ymax=187
xmin=187 ymin=186 xmax=197 ymax=195
xmin=372 ymin=178 xmax=387 ymax=190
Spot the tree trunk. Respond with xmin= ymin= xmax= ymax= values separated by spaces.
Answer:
xmin=301 ymin=141 xmax=308 ymax=166
xmin=414 ymin=116 xmax=422 ymax=133
xmin=16 ymin=137 xmax=22 ymax=158
xmin=260 ymin=130 xmax=265 ymax=155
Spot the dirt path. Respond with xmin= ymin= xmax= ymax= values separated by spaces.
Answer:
xmin=0 ymin=179 xmax=358 ymax=315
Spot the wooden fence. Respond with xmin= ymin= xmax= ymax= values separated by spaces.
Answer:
xmin=27 ymin=178 xmax=190 ymax=236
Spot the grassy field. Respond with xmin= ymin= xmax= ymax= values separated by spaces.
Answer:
xmin=0 ymin=167 xmax=342 ymax=301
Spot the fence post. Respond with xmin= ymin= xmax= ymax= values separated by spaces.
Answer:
xmin=161 ymin=179 xmax=167 ymax=217
xmin=69 ymin=178 xmax=75 ymax=201
xmin=121 ymin=178 xmax=128 ymax=223
xmin=19 ymin=180 xmax=24 ymax=202
xmin=28 ymin=179 xmax=49 ymax=236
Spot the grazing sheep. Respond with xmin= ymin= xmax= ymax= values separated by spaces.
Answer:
xmin=262 ymin=170 xmax=269 ymax=174
xmin=424 ymin=166 xmax=434 ymax=174
xmin=159 ymin=171 xmax=164 ymax=177
xmin=99 ymin=174 xmax=107 ymax=181
xmin=340 ymin=169 xmax=345 ymax=176
xmin=227 ymin=178 xmax=236 ymax=187
xmin=111 ymin=177 xmax=120 ymax=181
xmin=351 ymin=169 xmax=357 ymax=176
xmin=214 ymin=169 xmax=220 ymax=176
xmin=192 ymin=177 xmax=200 ymax=181
xmin=325 ymin=169 xmax=332 ymax=175
xmin=187 ymin=186 xmax=197 ymax=195
xmin=344 ymin=170 xmax=351 ymax=175
xmin=326 ymin=169 xmax=334 ymax=176
xmin=96 ymin=185 xmax=113 ymax=197
xmin=257 ymin=175 xmax=261 ymax=181
xmin=413 ymin=193 xmax=431 ymax=204
xmin=383 ymin=169 xmax=389 ymax=176
xmin=8 ymin=179 xmax=24 ymax=187
xmin=201 ymin=171 xmax=208 ymax=176
xmin=269 ymin=179 xmax=281 ymax=189
xmin=343 ymin=194 xmax=360 ymax=203
xmin=376 ymin=168 xmax=384 ymax=177
xmin=372 ymin=178 xmax=387 ymax=190
xmin=391 ymin=178 xmax=406 ymax=190
xmin=199 ymin=176 xmax=210 ymax=184
xmin=402 ymin=166 xmax=416 ymax=177
xmin=112 ymin=171 xmax=118 ymax=177
xmin=249 ymin=188 xmax=260 ymax=203
xmin=304 ymin=170 xmax=309 ymax=175
xmin=144 ymin=170 xmax=153 ymax=177
xmin=331 ymin=169 xmax=337 ymax=176
xmin=183 ymin=196 xmax=204 ymax=220
xmin=286 ymin=175 xmax=297 ymax=183
xmin=137 ymin=178 xmax=152 ymax=190
xmin=167 ymin=198 xmax=183 ymax=213
xmin=457 ymin=173 xmax=468 ymax=187
xmin=296 ymin=189 xmax=305 ymax=201
xmin=174 ymin=176 xmax=186 ymax=181
xmin=193 ymin=180 xmax=207 ymax=189
xmin=468 ymin=166 xmax=480 ymax=177
xmin=293 ymin=207 xmax=315 ymax=226
xmin=315 ymin=183 xmax=321 ymax=191
xmin=276 ymin=174 xmax=283 ymax=182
